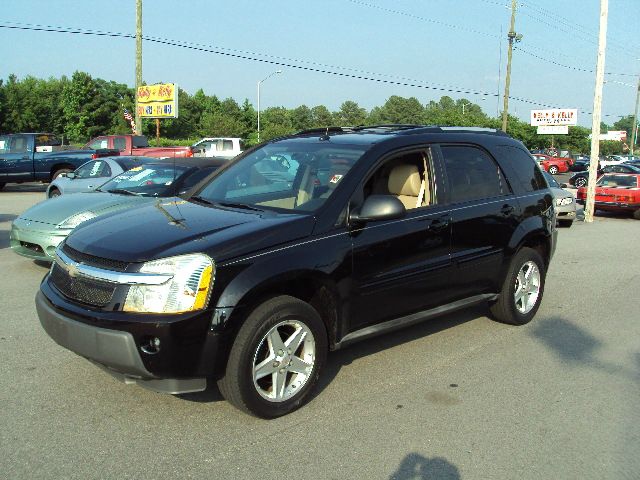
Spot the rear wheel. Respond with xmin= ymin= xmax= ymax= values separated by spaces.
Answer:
xmin=51 ymin=168 xmax=72 ymax=181
xmin=574 ymin=177 xmax=587 ymax=188
xmin=548 ymin=165 xmax=559 ymax=175
xmin=0 ymin=182 xmax=5 ymax=191
xmin=558 ymin=219 xmax=573 ymax=228
xmin=217 ymin=295 xmax=328 ymax=418
xmin=490 ymin=247 xmax=546 ymax=326
xmin=48 ymin=187 xmax=61 ymax=198
xmin=633 ymin=209 xmax=640 ymax=220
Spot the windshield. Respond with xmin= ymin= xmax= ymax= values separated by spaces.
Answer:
xmin=596 ymin=174 xmax=639 ymax=188
xmin=194 ymin=142 xmax=367 ymax=212
xmin=99 ymin=165 xmax=189 ymax=196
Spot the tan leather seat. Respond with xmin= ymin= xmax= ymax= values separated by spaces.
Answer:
xmin=388 ymin=164 xmax=422 ymax=209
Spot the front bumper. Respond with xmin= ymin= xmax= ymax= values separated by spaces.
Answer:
xmin=575 ymin=200 xmax=640 ymax=212
xmin=35 ymin=286 xmax=227 ymax=394
xmin=10 ymin=219 xmax=68 ymax=261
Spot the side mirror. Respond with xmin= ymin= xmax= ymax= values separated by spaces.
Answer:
xmin=349 ymin=195 xmax=406 ymax=224
xmin=66 ymin=172 xmax=76 ymax=179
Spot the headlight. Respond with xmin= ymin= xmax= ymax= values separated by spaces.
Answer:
xmin=123 ymin=253 xmax=214 ymax=314
xmin=58 ymin=211 xmax=97 ymax=229
xmin=556 ymin=197 xmax=573 ymax=206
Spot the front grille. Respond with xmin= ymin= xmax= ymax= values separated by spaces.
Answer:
xmin=62 ymin=244 xmax=129 ymax=272
xmin=50 ymin=263 xmax=116 ymax=307
xmin=21 ymin=241 xmax=44 ymax=253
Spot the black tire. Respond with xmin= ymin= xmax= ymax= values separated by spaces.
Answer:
xmin=489 ymin=247 xmax=546 ymax=326
xmin=217 ymin=295 xmax=328 ymax=418
xmin=574 ymin=177 xmax=587 ymax=188
xmin=633 ymin=209 xmax=640 ymax=220
xmin=51 ymin=168 xmax=72 ymax=181
xmin=0 ymin=182 xmax=5 ymax=191
xmin=558 ymin=219 xmax=573 ymax=228
xmin=48 ymin=187 xmax=61 ymax=198
xmin=548 ymin=165 xmax=559 ymax=175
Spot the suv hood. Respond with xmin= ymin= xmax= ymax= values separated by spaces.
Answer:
xmin=65 ymin=199 xmax=316 ymax=263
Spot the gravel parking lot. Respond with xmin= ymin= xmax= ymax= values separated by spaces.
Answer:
xmin=1 ymin=185 xmax=638 ymax=479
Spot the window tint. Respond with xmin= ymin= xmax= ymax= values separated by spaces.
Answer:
xmin=441 ymin=145 xmax=504 ymax=203
xmin=9 ymin=136 xmax=29 ymax=153
xmin=88 ymin=138 xmax=108 ymax=150
xmin=180 ymin=167 xmax=218 ymax=190
xmin=35 ymin=134 xmax=61 ymax=147
xmin=113 ymin=137 xmax=126 ymax=151
xmin=496 ymin=146 xmax=546 ymax=192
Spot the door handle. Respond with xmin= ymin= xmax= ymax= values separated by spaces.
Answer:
xmin=501 ymin=204 xmax=515 ymax=216
xmin=88 ymin=185 xmax=94 ymax=189
xmin=428 ymin=216 xmax=450 ymax=232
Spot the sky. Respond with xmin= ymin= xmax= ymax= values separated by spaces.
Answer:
xmin=1 ymin=0 xmax=639 ymax=128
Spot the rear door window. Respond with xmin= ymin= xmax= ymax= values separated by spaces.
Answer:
xmin=441 ymin=145 xmax=506 ymax=203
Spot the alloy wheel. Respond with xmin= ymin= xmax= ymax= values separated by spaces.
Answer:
xmin=252 ymin=320 xmax=316 ymax=402
xmin=513 ymin=261 xmax=541 ymax=314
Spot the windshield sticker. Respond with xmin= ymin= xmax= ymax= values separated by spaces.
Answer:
xmin=90 ymin=162 xmax=101 ymax=176
xmin=329 ymin=174 xmax=343 ymax=184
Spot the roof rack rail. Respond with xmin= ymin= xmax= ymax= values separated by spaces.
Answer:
xmin=295 ymin=126 xmax=354 ymax=136
xmin=437 ymin=126 xmax=508 ymax=136
xmin=351 ymin=124 xmax=425 ymax=131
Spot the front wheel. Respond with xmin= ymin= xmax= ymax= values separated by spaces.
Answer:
xmin=48 ymin=187 xmax=61 ymax=198
xmin=217 ymin=295 xmax=328 ymax=418
xmin=633 ymin=209 xmax=640 ymax=220
xmin=558 ymin=219 xmax=573 ymax=228
xmin=490 ymin=247 xmax=546 ymax=325
xmin=548 ymin=165 xmax=559 ymax=175
xmin=0 ymin=182 xmax=5 ymax=191
xmin=574 ymin=177 xmax=587 ymax=188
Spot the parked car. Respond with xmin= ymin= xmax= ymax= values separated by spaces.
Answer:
xmin=569 ymin=164 xmax=640 ymax=188
xmin=0 ymin=132 xmax=120 ymax=190
xmin=192 ymin=137 xmax=243 ymax=159
xmin=35 ymin=125 xmax=556 ymax=418
xmin=532 ymin=154 xmax=571 ymax=174
xmin=543 ymin=172 xmax=576 ymax=227
xmin=10 ymin=158 xmax=225 ymax=262
xmin=46 ymin=156 xmax=152 ymax=198
xmin=576 ymin=173 xmax=640 ymax=219
xmin=85 ymin=135 xmax=195 ymax=159
xmin=598 ymin=155 xmax=640 ymax=168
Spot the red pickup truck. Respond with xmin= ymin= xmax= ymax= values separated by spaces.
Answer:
xmin=84 ymin=135 xmax=194 ymax=158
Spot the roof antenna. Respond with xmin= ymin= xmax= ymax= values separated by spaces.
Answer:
xmin=320 ymin=126 xmax=331 ymax=141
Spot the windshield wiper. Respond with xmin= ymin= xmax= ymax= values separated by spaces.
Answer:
xmin=217 ymin=201 xmax=263 ymax=212
xmin=190 ymin=195 xmax=215 ymax=206
xmin=106 ymin=188 xmax=142 ymax=196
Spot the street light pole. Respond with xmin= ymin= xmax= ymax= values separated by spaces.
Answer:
xmin=257 ymin=70 xmax=282 ymax=143
xmin=461 ymin=102 xmax=470 ymax=115
xmin=630 ymin=75 xmax=640 ymax=156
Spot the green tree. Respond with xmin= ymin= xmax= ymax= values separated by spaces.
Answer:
xmin=335 ymin=100 xmax=367 ymax=126
xmin=311 ymin=105 xmax=333 ymax=127
xmin=60 ymin=71 xmax=100 ymax=142
xmin=371 ymin=96 xmax=424 ymax=124
xmin=291 ymin=105 xmax=313 ymax=131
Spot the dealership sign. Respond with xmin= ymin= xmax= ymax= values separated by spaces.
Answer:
xmin=537 ymin=125 xmax=569 ymax=135
xmin=136 ymin=83 xmax=179 ymax=118
xmin=599 ymin=130 xmax=627 ymax=142
xmin=530 ymin=109 xmax=577 ymax=127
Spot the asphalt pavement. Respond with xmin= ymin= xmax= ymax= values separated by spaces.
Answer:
xmin=1 ymin=184 xmax=638 ymax=480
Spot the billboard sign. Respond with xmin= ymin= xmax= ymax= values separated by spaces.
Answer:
xmin=599 ymin=130 xmax=627 ymax=142
xmin=537 ymin=125 xmax=569 ymax=135
xmin=530 ymin=109 xmax=577 ymax=126
xmin=136 ymin=83 xmax=179 ymax=118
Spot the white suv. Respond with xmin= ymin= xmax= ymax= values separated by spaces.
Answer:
xmin=193 ymin=137 xmax=243 ymax=159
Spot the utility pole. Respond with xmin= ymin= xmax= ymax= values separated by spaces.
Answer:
xmin=135 ymin=0 xmax=143 ymax=135
xmin=501 ymin=0 xmax=520 ymax=132
xmin=585 ymin=0 xmax=608 ymax=223
xmin=630 ymin=75 xmax=640 ymax=156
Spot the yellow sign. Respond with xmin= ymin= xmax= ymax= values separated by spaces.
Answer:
xmin=136 ymin=83 xmax=179 ymax=118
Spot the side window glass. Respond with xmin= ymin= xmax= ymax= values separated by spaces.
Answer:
xmin=441 ymin=145 xmax=504 ymax=203
xmin=75 ymin=161 xmax=97 ymax=179
xmin=496 ymin=146 xmax=545 ymax=192
xmin=0 ymin=136 xmax=8 ymax=153
xmin=362 ymin=149 xmax=435 ymax=211
xmin=222 ymin=140 xmax=233 ymax=151
xmin=89 ymin=161 xmax=111 ymax=178
xmin=9 ymin=136 xmax=28 ymax=153
xmin=113 ymin=137 xmax=126 ymax=151
xmin=180 ymin=167 xmax=217 ymax=191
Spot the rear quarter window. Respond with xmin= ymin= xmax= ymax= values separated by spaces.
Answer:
xmin=495 ymin=146 xmax=546 ymax=192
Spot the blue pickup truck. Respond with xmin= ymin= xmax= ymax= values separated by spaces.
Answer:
xmin=0 ymin=133 xmax=117 ymax=191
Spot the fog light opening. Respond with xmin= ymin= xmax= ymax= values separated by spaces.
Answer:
xmin=140 ymin=336 xmax=161 ymax=355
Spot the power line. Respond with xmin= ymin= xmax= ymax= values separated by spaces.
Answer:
xmin=0 ymin=22 xmax=626 ymax=119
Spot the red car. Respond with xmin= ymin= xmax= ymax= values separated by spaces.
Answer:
xmin=576 ymin=173 xmax=640 ymax=219
xmin=532 ymin=154 xmax=571 ymax=174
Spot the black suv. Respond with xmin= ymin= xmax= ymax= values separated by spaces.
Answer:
xmin=36 ymin=125 xmax=556 ymax=418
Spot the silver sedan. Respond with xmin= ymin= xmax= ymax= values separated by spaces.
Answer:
xmin=543 ymin=171 xmax=576 ymax=227
xmin=45 ymin=156 xmax=151 ymax=198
